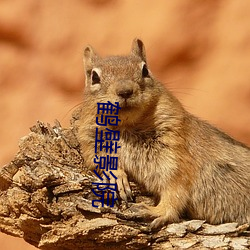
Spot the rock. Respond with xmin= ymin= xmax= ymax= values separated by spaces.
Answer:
xmin=0 ymin=120 xmax=249 ymax=249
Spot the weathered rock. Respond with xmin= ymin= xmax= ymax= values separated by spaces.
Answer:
xmin=0 ymin=118 xmax=249 ymax=249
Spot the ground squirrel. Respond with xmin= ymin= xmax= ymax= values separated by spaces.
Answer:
xmin=78 ymin=38 xmax=250 ymax=229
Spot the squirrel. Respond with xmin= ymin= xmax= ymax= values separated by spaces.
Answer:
xmin=78 ymin=38 xmax=250 ymax=230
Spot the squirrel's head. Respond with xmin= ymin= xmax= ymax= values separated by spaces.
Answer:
xmin=83 ymin=39 xmax=160 ymax=123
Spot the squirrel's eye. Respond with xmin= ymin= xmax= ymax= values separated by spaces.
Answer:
xmin=91 ymin=70 xmax=100 ymax=85
xmin=142 ymin=63 xmax=149 ymax=78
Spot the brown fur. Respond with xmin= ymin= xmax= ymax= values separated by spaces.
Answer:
xmin=78 ymin=39 xmax=250 ymax=229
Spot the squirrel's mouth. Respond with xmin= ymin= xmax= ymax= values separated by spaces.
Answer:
xmin=118 ymin=98 xmax=137 ymax=109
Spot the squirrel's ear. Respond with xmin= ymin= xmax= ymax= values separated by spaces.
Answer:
xmin=131 ymin=38 xmax=147 ymax=63
xmin=83 ymin=46 xmax=99 ymax=86
xmin=83 ymin=45 xmax=98 ymax=71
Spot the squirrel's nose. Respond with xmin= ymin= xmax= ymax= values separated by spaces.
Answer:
xmin=116 ymin=88 xmax=133 ymax=99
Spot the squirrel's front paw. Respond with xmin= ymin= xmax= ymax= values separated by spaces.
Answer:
xmin=128 ymin=202 xmax=157 ymax=221
xmin=150 ymin=216 xmax=169 ymax=230
xmin=111 ymin=169 xmax=132 ymax=202
xmin=128 ymin=203 xmax=180 ymax=230
xmin=129 ymin=205 xmax=169 ymax=230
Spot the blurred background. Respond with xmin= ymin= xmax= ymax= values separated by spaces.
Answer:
xmin=0 ymin=1 xmax=250 ymax=249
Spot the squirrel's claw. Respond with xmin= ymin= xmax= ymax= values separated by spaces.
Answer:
xmin=116 ymin=169 xmax=133 ymax=202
